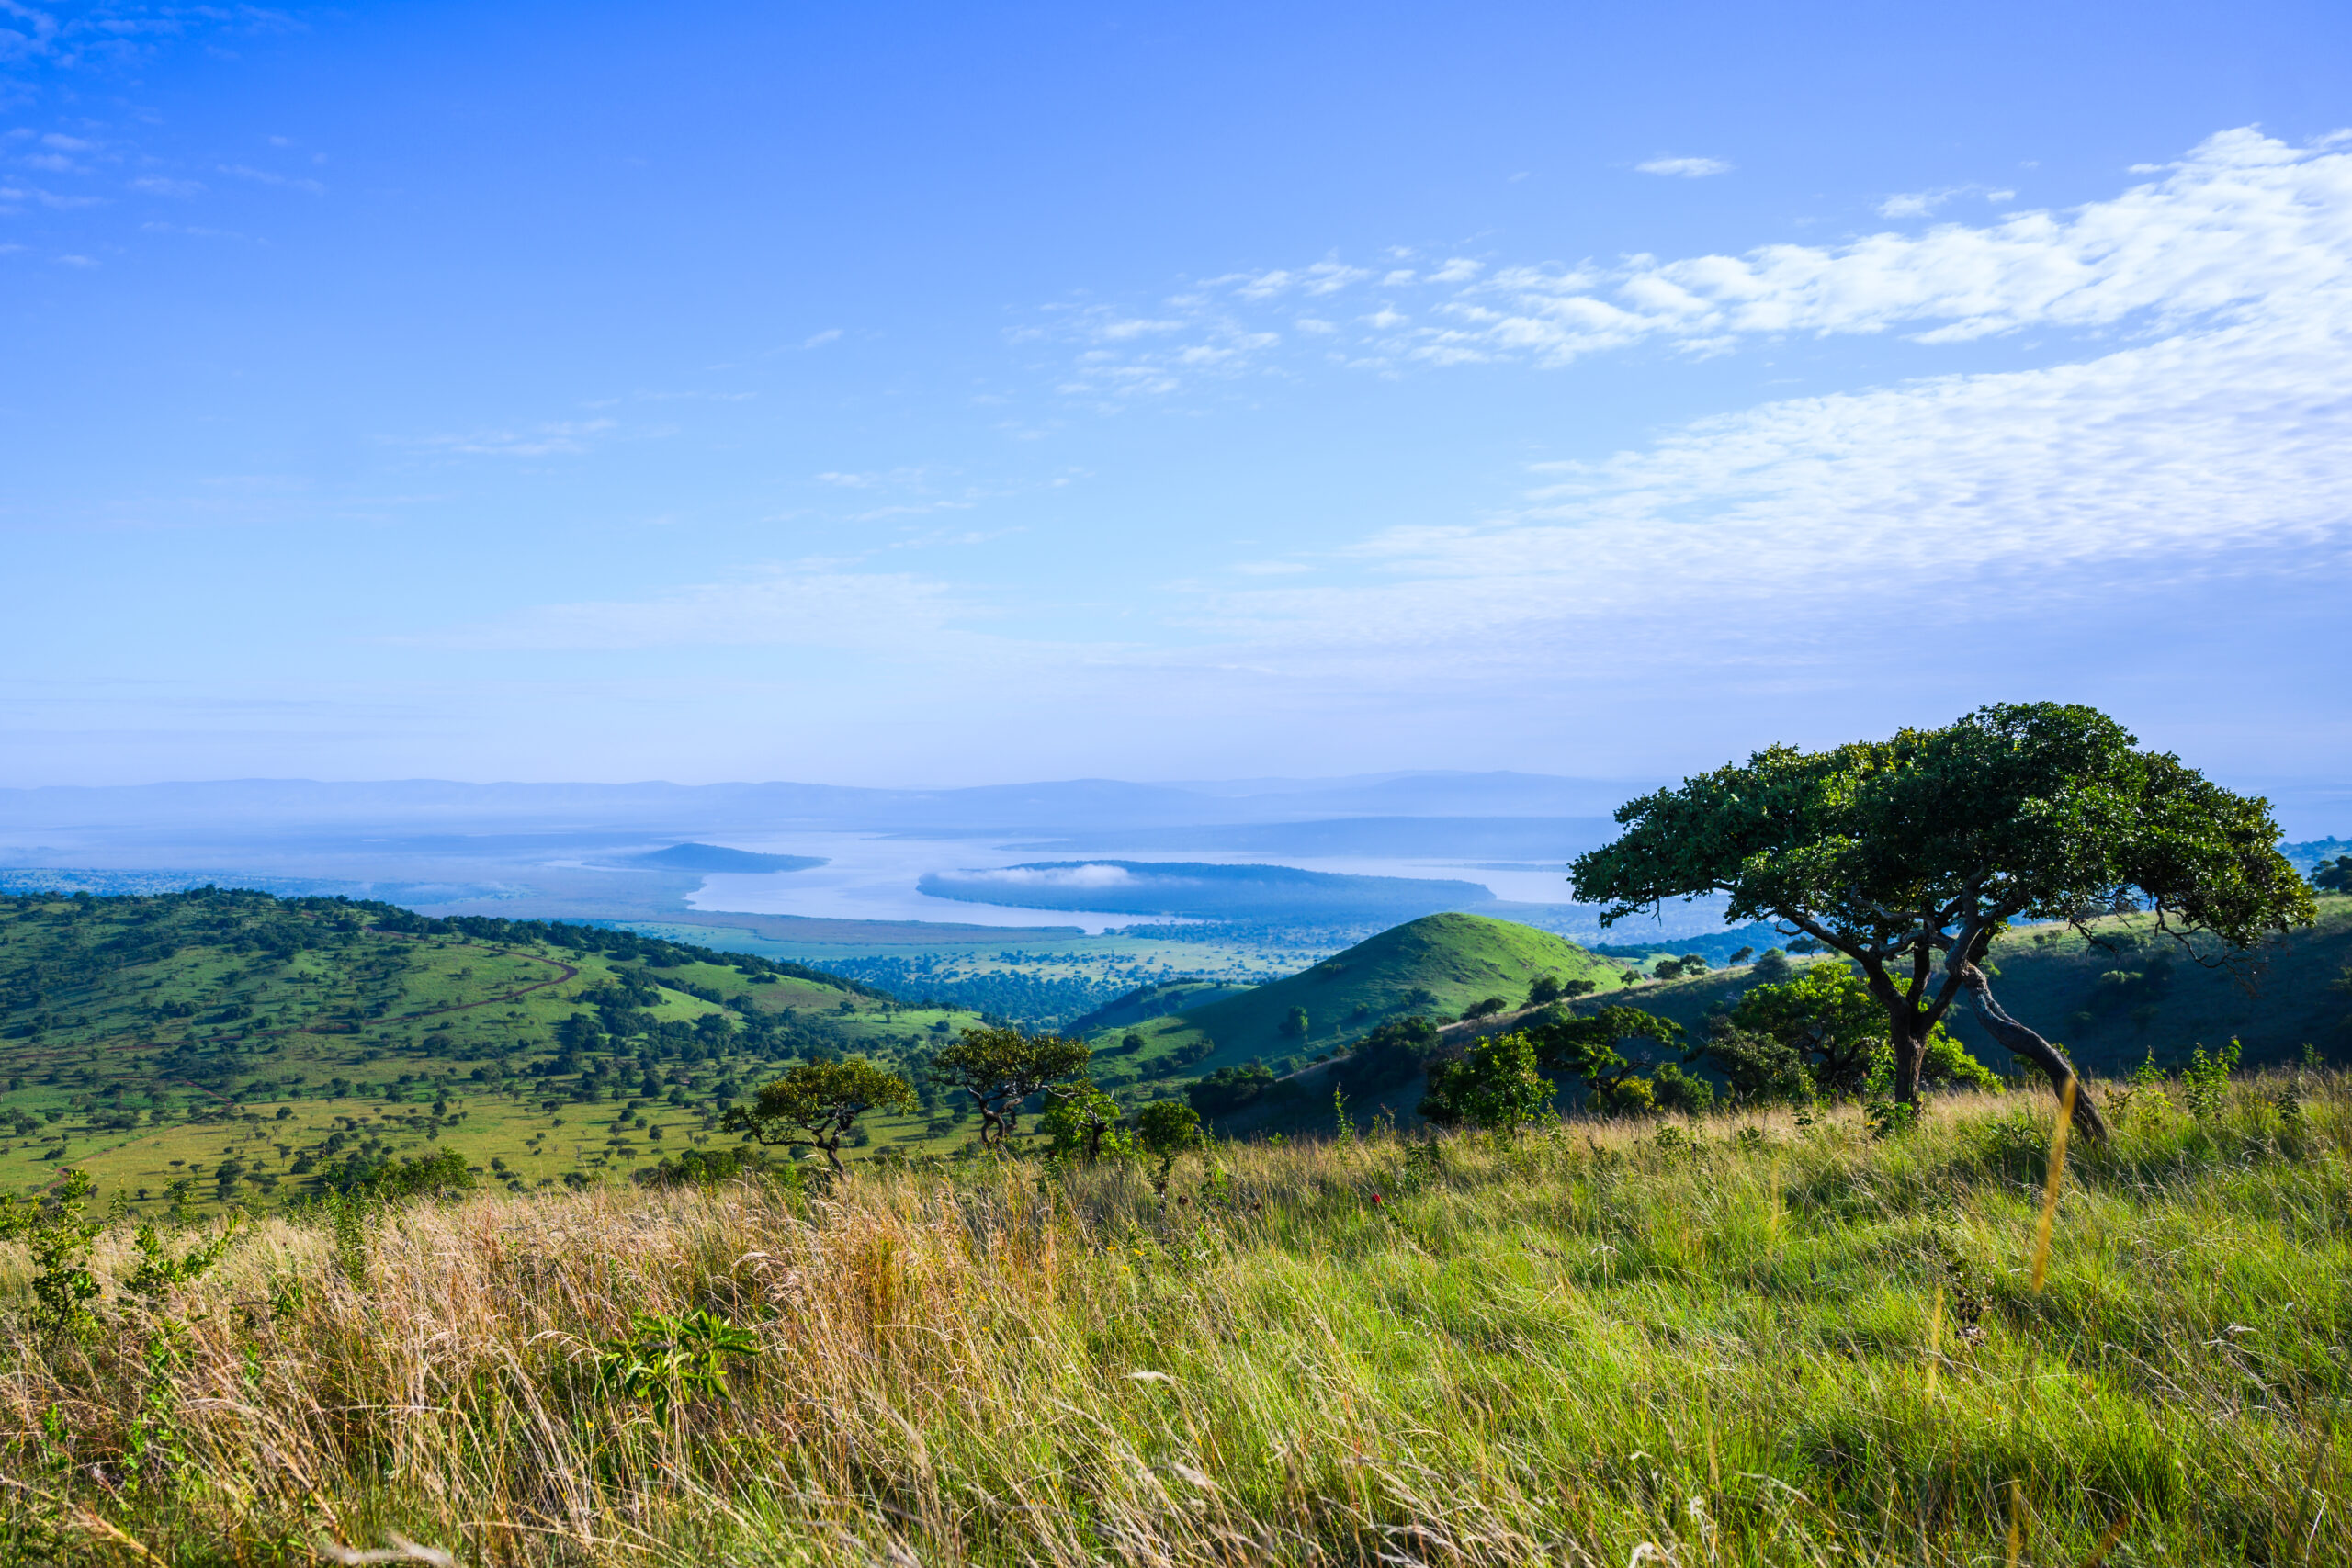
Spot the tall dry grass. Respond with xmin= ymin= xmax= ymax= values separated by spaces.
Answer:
xmin=2 ymin=1071 xmax=2346 ymax=1565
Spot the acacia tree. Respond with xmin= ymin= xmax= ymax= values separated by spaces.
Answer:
xmin=927 ymin=1025 xmax=1091 ymax=1147
xmin=721 ymin=1058 xmax=916 ymax=1172
xmin=1569 ymin=703 xmax=2313 ymax=1139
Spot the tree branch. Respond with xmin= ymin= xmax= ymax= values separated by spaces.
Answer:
xmin=1946 ymin=957 xmax=2108 ymax=1141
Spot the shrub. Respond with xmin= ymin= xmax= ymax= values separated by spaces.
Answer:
xmin=314 ymin=1145 xmax=477 ymax=1201
xmin=1418 ymin=1032 xmax=1551 ymax=1131
xmin=1132 ymin=1100 xmax=1205 ymax=1156
xmin=1040 ymin=1080 xmax=1131 ymax=1163
xmin=1650 ymin=1061 xmax=1714 ymax=1114
xmin=1188 ymin=1064 xmax=1276 ymax=1117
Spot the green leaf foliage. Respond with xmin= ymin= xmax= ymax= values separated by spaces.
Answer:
xmin=723 ymin=1057 xmax=916 ymax=1171
xmin=1039 ymin=1079 xmax=1132 ymax=1163
xmin=314 ymin=1144 xmax=478 ymax=1201
xmin=1417 ymin=1031 xmax=1553 ymax=1131
xmin=1129 ymin=1100 xmax=1205 ymax=1158
xmin=925 ymin=1026 xmax=1091 ymax=1147
xmin=1525 ymin=1005 xmax=1685 ymax=1114
xmin=1703 ymin=963 xmax=1998 ymax=1102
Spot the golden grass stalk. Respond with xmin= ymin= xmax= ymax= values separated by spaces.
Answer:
xmin=2029 ymin=1076 xmax=2077 ymax=1293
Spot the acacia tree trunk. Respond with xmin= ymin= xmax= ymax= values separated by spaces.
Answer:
xmin=1951 ymin=961 xmax=2109 ymax=1141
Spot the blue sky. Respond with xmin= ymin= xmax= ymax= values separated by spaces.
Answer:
xmin=5 ymin=0 xmax=2350 ymax=826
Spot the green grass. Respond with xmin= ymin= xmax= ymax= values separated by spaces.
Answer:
xmin=1 ymin=1069 xmax=2344 ymax=1563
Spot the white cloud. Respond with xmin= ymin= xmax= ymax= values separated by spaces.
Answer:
xmin=1877 ymin=188 xmax=1956 ymax=218
xmin=1037 ymin=129 xmax=2352 ymax=389
xmin=1082 ymin=130 xmax=2352 ymax=704
xmin=217 ymin=163 xmax=323 ymax=195
xmin=1637 ymin=155 xmax=1732 ymax=178
xmin=951 ymin=863 xmax=1136 ymax=889
xmin=876 ymin=127 xmax=2352 ymax=726
xmin=409 ymin=419 xmax=616 ymax=457
xmin=130 ymin=175 xmax=203 ymax=197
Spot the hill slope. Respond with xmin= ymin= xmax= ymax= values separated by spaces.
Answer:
xmin=1551 ymin=897 xmax=2352 ymax=1076
xmin=0 ymin=888 xmax=1020 ymax=1208
xmin=1084 ymin=913 xmax=1628 ymax=1082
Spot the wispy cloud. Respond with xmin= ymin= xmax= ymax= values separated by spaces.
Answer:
xmin=1878 ymin=183 xmax=2015 ymax=218
xmin=1636 ymin=154 xmax=1732 ymax=177
xmin=405 ymin=419 xmax=618 ymax=457
xmin=217 ymin=163 xmax=324 ymax=195
xmin=1033 ymin=130 xmax=2352 ymax=391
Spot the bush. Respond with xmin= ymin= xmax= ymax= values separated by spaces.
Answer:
xmin=1419 ymin=1032 xmax=1552 ymax=1131
xmin=1131 ymin=1100 xmax=1205 ymax=1157
xmin=1188 ymin=1064 xmax=1275 ymax=1117
xmin=1650 ymin=1061 xmax=1714 ymax=1114
xmin=634 ymin=1145 xmax=770 ymax=1187
xmin=314 ymin=1145 xmax=477 ymax=1201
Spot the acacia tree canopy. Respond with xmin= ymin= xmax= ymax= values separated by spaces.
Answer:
xmin=1569 ymin=702 xmax=2314 ymax=1139
xmin=721 ymin=1058 xmax=916 ymax=1172
xmin=927 ymin=1026 xmax=1091 ymax=1147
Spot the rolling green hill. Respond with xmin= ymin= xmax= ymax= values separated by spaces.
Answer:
xmin=0 ymin=887 xmax=1062 ymax=1209
xmin=1080 ymin=912 xmax=1631 ymax=1081
xmin=1554 ymin=897 xmax=2352 ymax=1077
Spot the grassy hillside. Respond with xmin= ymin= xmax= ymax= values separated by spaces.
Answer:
xmin=0 ymin=888 xmax=1095 ymax=1208
xmin=1084 ymin=912 xmax=1631 ymax=1079
xmin=1942 ymin=895 xmax=2352 ymax=1072
xmin=1062 ymin=977 xmax=1251 ymax=1035
xmin=1557 ymin=897 xmax=2352 ymax=1077
xmin=4 ymin=1074 xmax=2343 ymax=1564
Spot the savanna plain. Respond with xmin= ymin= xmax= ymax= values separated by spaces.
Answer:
xmin=4 ymin=1066 xmax=2346 ymax=1566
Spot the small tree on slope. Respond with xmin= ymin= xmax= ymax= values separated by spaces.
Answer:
xmin=1568 ymin=702 xmax=2313 ymax=1139
xmin=928 ymin=1026 xmax=1091 ymax=1148
xmin=723 ymin=1058 xmax=916 ymax=1173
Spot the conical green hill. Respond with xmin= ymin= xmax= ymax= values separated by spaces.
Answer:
xmin=1170 ymin=912 xmax=1622 ymax=1069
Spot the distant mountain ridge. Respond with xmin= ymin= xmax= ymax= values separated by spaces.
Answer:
xmin=0 ymin=771 xmax=1650 ymax=838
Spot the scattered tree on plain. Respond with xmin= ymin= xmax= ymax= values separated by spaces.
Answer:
xmin=1570 ymin=703 xmax=2314 ymax=1137
xmin=721 ymin=1058 xmax=916 ymax=1172
xmin=926 ymin=1026 xmax=1091 ymax=1147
